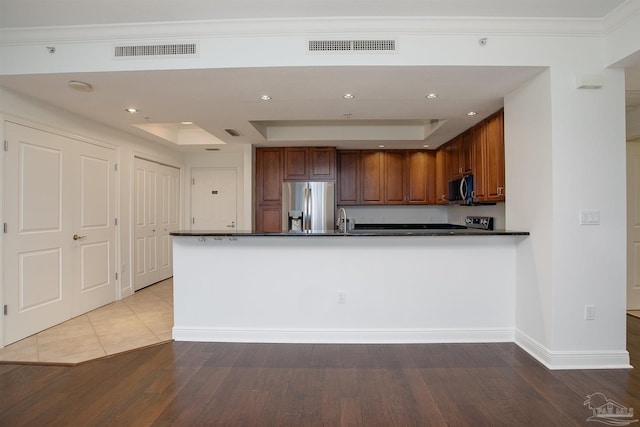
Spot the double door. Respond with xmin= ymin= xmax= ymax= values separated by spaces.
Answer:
xmin=133 ymin=158 xmax=180 ymax=291
xmin=3 ymin=122 xmax=117 ymax=345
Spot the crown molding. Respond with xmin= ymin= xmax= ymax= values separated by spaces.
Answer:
xmin=603 ymin=0 xmax=640 ymax=34
xmin=0 ymin=16 xmax=610 ymax=46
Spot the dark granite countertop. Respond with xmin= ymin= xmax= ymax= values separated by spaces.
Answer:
xmin=170 ymin=228 xmax=529 ymax=237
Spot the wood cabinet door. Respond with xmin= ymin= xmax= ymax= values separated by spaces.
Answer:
xmin=385 ymin=151 xmax=405 ymax=204
xmin=360 ymin=151 xmax=385 ymax=204
xmin=309 ymin=147 xmax=336 ymax=180
xmin=256 ymin=147 xmax=283 ymax=204
xmin=283 ymin=147 xmax=308 ymax=181
xmin=447 ymin=136 xmax=462 ymax=179
xmin=461 ymin=129 xmax=474 ymax=176
xmin=337 ymin=150 xmax=360 ymax=205
xmin=406 ymin=151 xmax=435 ymax=204
xmin=472 ymin=125 xmax=487 ymax=201
xmin=257 ymin=205 xmax=282 ymax=233
xmin=485 ymin=110 xmax=505 ymax=201
xmin=435 ymin=148 xmax=449 ymax=204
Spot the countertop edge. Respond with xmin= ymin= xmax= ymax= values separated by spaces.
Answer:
xmin=170 ymin=230 xmax=529 ymax=237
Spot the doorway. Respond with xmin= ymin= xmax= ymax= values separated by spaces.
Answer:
xmin=628 ymin=139 xmax=640 ymax=309
xmin=133 ymin=157 xmax=180 ymax=291
xmin=190 ymin=167 xmax=237 ymax=230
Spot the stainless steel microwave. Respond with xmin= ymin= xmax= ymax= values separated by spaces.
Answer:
xmin=448 ymin=175 xmax=473 ymax=205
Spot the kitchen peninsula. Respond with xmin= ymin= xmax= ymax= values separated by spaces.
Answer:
xmin=171 ymin=228 xmax=527 ymax=344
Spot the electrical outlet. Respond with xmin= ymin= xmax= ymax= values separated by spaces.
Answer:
xmin=585 ymin=305 xmax=596 ymax=320
xmin=337 ymin=291 xmax=346 ymax=304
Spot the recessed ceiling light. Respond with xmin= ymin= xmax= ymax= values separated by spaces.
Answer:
xmin=426 ymin=93 xmax=438 ymax=99
xmin=124 ymin=107 xmax=140 ymax=114
xmin=423 ymin=144 xmax=430 ymax=148
xmin=343 ymin=93 xmax=355 ymax=99
xmin=260 ymin=95 xmax=271 ymax=101
xmin=180 ymin=121 xmax=193 ymax=125
xmin=379 ymin=144 xmax=385 ymax=148
xmin=67 ymin=80 xmax=93 ymax=92
xmin=467 ymin=111 xmax=477 ymax=116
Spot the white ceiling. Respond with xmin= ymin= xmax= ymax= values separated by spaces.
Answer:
xmin=0 ymin=0 xmax=638 ymax=151
xmin=0 ymin=0 xmax=628 ymax=28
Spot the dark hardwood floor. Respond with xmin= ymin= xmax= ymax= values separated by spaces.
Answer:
xmin=2 ymin=318 xmax=640 ymax=426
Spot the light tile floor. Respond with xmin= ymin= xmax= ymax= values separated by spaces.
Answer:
xmin=0 ymin=278 xmax=173 ymax=365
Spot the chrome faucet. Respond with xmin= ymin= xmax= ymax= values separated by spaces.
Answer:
xmin=338 ymin=207 xmax=348 ymax=234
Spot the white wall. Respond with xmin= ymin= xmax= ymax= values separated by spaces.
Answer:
xmin=505 ymin=70 xmax=555 ymax=355
xmin=550 ymin=66 xmax=627 ymax=353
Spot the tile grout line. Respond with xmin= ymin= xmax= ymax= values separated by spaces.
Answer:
xmin=127 ymin=299 xmax=172 ymax=342
xmin=35 ymin=333 xmax=40 ymax=362
xmin=86 ymin=313 xmax=109 ymax=357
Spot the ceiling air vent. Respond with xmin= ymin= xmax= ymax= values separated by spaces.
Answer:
xmin=308 ymin=39 xmax=396 ymax=53
xmin=224 ymin=128 xmax=242 ymax=137
xmin=114 ymin=42 xmax=197 ymax=58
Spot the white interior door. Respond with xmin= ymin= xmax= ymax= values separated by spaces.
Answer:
xmin=3 ymin=122 xmax=117 ymax=344
xmin=191 ymin=168 xmax=237 ymax=230
xmin=134 ymin=158 xmax=179 ymax=291
xmin=70 ymin=144 xmax=117 ymax=316
xmin=158 ymin=165 xmax=180 ymax=280
xmin=628 ymin=141 xmax=640 ymax=309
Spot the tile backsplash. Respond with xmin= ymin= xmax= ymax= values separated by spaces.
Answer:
xmin=342 ymin=205 xmax=449 ymax=225
xmin=339 ymin=203 xmax=506 ymax=229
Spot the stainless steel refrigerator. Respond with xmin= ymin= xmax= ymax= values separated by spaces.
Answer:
xmin=282 ymin=182 xmax=335 ymax=232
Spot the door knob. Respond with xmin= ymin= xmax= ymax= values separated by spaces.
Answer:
xmin=73 ymin=234 xmax=87 ymax=240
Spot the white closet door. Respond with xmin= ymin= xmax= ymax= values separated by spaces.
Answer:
xmin=134 ymin=158 xmax=179 ymax=291
xmin=3 ymin=122 xmax=117 ymax=344
xmin=158 ymin=164 xmax=180 ymax=281
xmin=70 ymin=143 xmax=117 ymax=316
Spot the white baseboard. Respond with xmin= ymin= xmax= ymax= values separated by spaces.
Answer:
xmin=172 ymin=327 xmax=515 ymax=344
xmin=120 ymin=285 xmax=133 ymax=299
xmin=515 ymin=329 xmax=632 ymax=370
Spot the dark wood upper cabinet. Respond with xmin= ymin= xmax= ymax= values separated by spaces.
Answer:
xmin=337 ymin=150 xmax=360 ymax=205
xmin=406 ymin=151 xmax=435 ymax=204
xmin=256 ymin=147 xmax=283 ymax=205
xmin=283 ymin=147 xmax=308 ymax=180
xmin=435 ymin=107 xmax=505 ymax=204
xmin=337 ymin=149 xmax=436 ymax=206
xmin=435 ymin=148 xmax=449 ymax=205
xmin=385 ymin=151 xmax=405 ymax=204
xmin=360 ymin=151 xmax=386 ymax=204
xmin=472 ymin=124 xmax=487 ymax=201
xmin=484 ymin=110 xmax=505 ymax=201
xmin=283 ymin=147 xmax=336 ymax=181
xmin=309 ymin=147 xmax=336 ymax=180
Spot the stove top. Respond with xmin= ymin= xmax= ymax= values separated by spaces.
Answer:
xmin=353 ymin=223 xmax=467 ymax=230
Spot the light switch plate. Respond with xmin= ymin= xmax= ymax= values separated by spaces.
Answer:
xmin=580 ymin=210 xmax=600 ymax=225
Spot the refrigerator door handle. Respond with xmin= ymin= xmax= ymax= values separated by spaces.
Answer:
xmin=307 ymin=187 xmax=312 ymax=231
xmin=303 ymin=187 xmax=309 ymax=231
